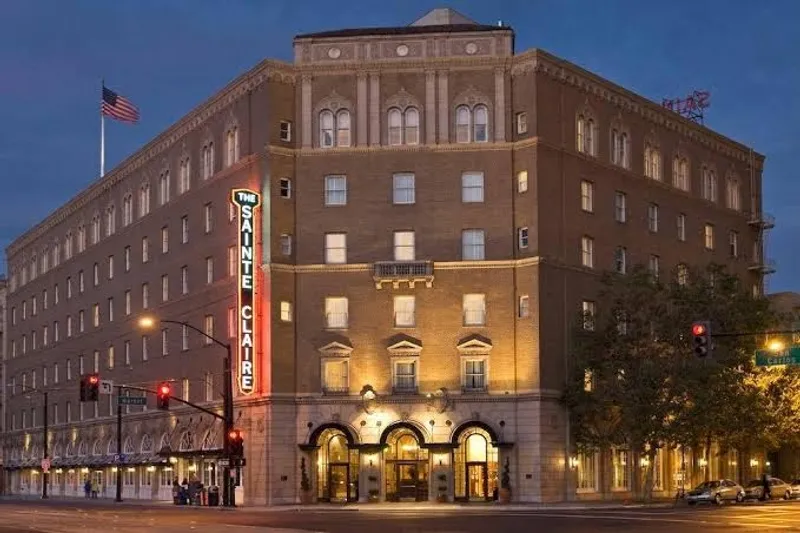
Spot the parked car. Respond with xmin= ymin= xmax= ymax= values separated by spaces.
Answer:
xmin=743 ymin=478 xmax=793 ymax=500
xmin=789 ymin=479 xmax=800 ymax=499
xmin=687 ymin=479 xmax=745 ymax=505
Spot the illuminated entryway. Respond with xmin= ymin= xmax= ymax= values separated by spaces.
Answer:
xmin=454 ymin=426 xmax=498 ymax=501
xmin=316 ymin=427 xmax=359 ymax=502
xmin=383 ymin=426 xmax=429 ymax=502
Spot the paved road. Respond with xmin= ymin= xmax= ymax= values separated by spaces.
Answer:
xmin=2 ymin=499 xmax=800 ymax=532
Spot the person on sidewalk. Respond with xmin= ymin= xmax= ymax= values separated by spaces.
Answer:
xmin=761 ymin=473 xmax=772 ymax=501
xmin=83 ymin=478 xmax=91 ymax=498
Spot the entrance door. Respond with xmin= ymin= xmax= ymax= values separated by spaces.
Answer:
xmin=328 ymin=464 xmax=349 ymax=502
xmin=467 ymin=463 xmax=487 ymax=501
xmin=394 ymin=462 xmax=428 ymax=501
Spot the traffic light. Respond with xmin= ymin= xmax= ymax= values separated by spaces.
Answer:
xmin=79 ymin=374 xmax=100 ymax=402
xmin=156 ymin=382 xmax=171 ymax=410
xmin=228 ymin=429 xmax=244 ymax=458
xmin=692 ymin=321 xmax=712 ymax=358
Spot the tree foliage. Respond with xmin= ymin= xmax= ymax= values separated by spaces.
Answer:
xmin=564 ymin=263 xmax=780 ymax=499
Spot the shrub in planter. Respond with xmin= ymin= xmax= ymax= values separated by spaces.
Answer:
xmin=300 ymin=458 xmax=313 ymax=504
xmin=368 ymin=488 xmax=380 ymax=502
xmin=499 ymin=458 xmax=511 ymax=503
xmin=437 ymin=473 xmax=448 ymax=502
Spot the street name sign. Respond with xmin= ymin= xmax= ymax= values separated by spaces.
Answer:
xmin=755 ymin=347 xmax=800 ymax=367
xmin=118 ymin=396 xmax=147 ymax=406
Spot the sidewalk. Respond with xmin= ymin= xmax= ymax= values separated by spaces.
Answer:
xmin=0 ymin=494 xmax=678 ymax=512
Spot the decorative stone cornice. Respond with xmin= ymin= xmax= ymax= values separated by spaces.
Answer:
xmin=7 ymin=61 xmax=294 ymax=258
xmin=387 ymin=335 xmax=423 ymax=357
xmin=512 ymin=50 xmax=764 ymax=167
xmin=318 ymin=341 xmax=354 ymax=358
xmin=456 ymin=334 xmax=493 ymax=355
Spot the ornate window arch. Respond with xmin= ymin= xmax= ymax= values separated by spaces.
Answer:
xmin=178 ymin=430 xmax=194 ymax=452
xmin=179 ymin=156 xmax=191 ymax=193
xmin=91 ymin=212 xmax=101 ymax=244
xmin=91 ymin=440 xmax=101 ymax=456
xmin=610 ymin=120 xmax=630 ymax=169
xmin=225 ymin=124 xmax=240 ymax=167
xmin=316 ymin=90 xmax=354 ymax=149
xmin=385 ymin=89 xmax=422 ymax=146
xmin=388 ymin=108 xmax=403 ymax=145
xmin=453 ymin=87 xmax=491 ymax=144
xmin=158 ymin=169 xmax=170 ymax=206
xmin=201 ymin=139 xmax=215 ymax=179
xmin=701 ymin=164 xmax=718 ymax=202
xmin=672 ymin=152 xmax=690 ymax=191
xmin=40 ymin=247 xmax=49 ymax=273
xmin=64 ymin=230 xmax=74 ymax=259
xmin=106 ymin=438 xmax=117 ymax=455
xmin=200 ymin=429 xmax=216 ymax=450
xmin=123 ymin=437 xmax=135 ymax=455
xmin=52 ymin=240 xmax=60 ymax=268
xmin=576 ymin=109 xmax=597 ymax=156
xmin=65 ymin=441 xmax=75 ymax=457
xmin=644 ymin=139 xmax=662 ymax=181
xmin=726 ymin=172 xmax=741 ymax=211
xmin=158 ymin=433 xmax=171 ymax=453
xmin=78 ymin=441 xmax=87 ymax=456
xmin=52 ymin=443 xmax=63 ymax=459
xmin=139 ymin=181 xmax=151 ymax=217
xmin=122 ymin=193 xmax=133 ymax=226
xmin=140 ymin=434 xmax=154 ymax=454
xmin=105 ymin=203 xmax=116 ymax=236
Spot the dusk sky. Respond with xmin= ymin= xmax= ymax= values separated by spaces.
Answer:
xmin=1 ymin=0 xmax=797 ymax=291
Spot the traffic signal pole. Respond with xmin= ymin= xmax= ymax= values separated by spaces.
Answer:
xmin=223 ymin=346 xmax=235 ymax=508
xmin=116 ymin=386 xmax=123 ymax=502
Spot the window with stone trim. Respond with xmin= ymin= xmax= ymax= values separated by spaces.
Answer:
xmin=319 ymin=109 xmax=351 ymax=148
xmin=576 ymin=114 xmax=597 ymax=156
xmin=225 ymin=126 xmax=240 ymax=167
xmin=644 ymin=143 xmax=662 ymax=180
xmin=672 ymin=155 xmax=690 ymax=191
xmin=726 ymin=176 xmax=741 ymax=210
xmin=387 ymin=107 xmax=420 ymax=146
xmin=611 ymin=128 xmax=630 ymax=168
xmin=455 ymin=104 xmax=489 ymax=143
xmin=702 ymin=166 xmax=718 ymax=202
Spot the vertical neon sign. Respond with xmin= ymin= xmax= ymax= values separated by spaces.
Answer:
xmin=231 ymin=188 xmax=261 ymax=395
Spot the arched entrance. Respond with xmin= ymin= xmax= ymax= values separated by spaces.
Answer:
xmin=382 ymin=425 xmax=428 ymax=502
xmin=314 ymin=427 xmax=359 ymax=502
xmin=453 ymin=425 xmax=499 ymax=501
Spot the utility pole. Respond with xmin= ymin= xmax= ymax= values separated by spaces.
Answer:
xmin=42 ymin=391 xmax=48 ymax=499
xmin=115 ymin=386 xmax=123 ymax=502
xmin=223 ymin=347 xmax=235 ymax=508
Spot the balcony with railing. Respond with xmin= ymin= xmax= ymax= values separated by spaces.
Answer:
xmin=373 ymin=260 xmax=434 ymax=289
xmin=747 ymin=212 xmax=776 ymax=230
xmin=748 ymin=257 xmax=777 ymax=274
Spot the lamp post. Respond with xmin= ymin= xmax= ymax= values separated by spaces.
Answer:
xmin=138 ymin=316 xmax=235 ymax=507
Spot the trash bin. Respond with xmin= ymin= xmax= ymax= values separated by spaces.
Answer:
xmin=208 ymin=485 xmax=220 ymax=506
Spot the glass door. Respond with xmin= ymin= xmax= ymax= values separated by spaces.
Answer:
xmin=328 ymin=464 xmax=349 ymax=502
xmin=467 ymin=463 xmax=487 ymax=500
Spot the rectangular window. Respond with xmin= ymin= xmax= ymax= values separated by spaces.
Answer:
xmin=518 ymin=295 xmax=530 ymax=318
xmin=729 ymin=231 xmax=739 ymax=257
xmin=205 ymin=372 xmax=214 ymax=402
xmin=611 ymin=449 xmax=630 ymax=491
xmin=393 ymin=295 xmax=416 ymax=328
xmin=677 ymin=214 xmax=686 ymax=242
xmin=516 ymin=171 xmax=528 ymax=193
xmin=581 ymin=236 xmax=594 ymax=268
xmin=161 ymin=226 xmax=169 ymax=254
xmin=615 ymin=192 xmax=627 ymax=223
xmin=463 ymin=359 xmax=486 ymax=391
xmin=461 ymin=172 xmax=485 ymax=203
xmin=228 ymin=246 xmax=236 ymax=277
xmin=142 ymin=237 xmax=149 ymax=263
xmin=462 ymin=229 xmax=485 ymax=261
xmin=107 ymin=345 xmax=115 ymax=369
xmin=614 ymin=247 xmax=627 ymax=274
xmin=206 ymin=257 xmax=214 ymax=284
xmin=280 ymin=178 xmax=292 ymax=198
xmin=142 ymin=336 xmax=149 ymax=361
xmin=648 ymin=203 xmax=659 ymax=233
xmin=324 ymin=175 xmax=347 ymax=206
xmin=516 ymin=112 xmax=528 ymax=134
xmin=203 ymin=315 xmax=214 ymax=345
xmin=67 ymin=278 xmax=72 ymax=299
xmin=649 ymin=255 xmax=660 ymax=279
xmin=67 ymin=359 xmax=72 ymax=380
xmin=228 ymin=307 xmax=236 ymax=337
xmin=92 ymin=304 xmax=100 ymax=327
xmin=124 ymin=340 xmax=131 ymax=367
xmin=704 ymin=224 xmax=715 ymax=250
xmin=93 ymin=263 xmax=99 ymax=286
xmin=93 ymin=350 xmax=100 ymax=373
xmin=78 ymin=271 xmax=85 ymax=292
xmin=279 ymin=120 xmax=292 ymax=142
xmin=463 ymin=294 xmax=486 ymax=326
xmin=182 ymin=324 xmax=189 ymax=351
xmin=392 ymin=173 xmax=415 ymax=204
xmin=161 ymin=329 xmax=168 ymax=356
xmin=518 ymin=227 xmax=529 ymax=249
xmin=581 ymin=180 xmax=594 ymax=212
xmin=142 ymin=283 xmax=149 ymax=309
xmin=577 ymin=452 xmax=598 ymax=492
xmin=181 ymin=216 xmax=189 ymax=243
xmin=325 ymin=233 xmax=347 ymax=264
xmin=204 ymin=203 xmax=213 ymax=233
xmin=280 ymin=234 xmax=292 ymax=256
xmin=182 ymin=378 xmax=189 ymax=402
xmin=161 ymin=275 xmax=169 ymax=302
xmin=325 ymin=297 xmax=349 ymax=329
xmin=124 ymin=246 xmax=131 ymax=271
xmin=107 ymin=298 xmax=114 ymax=322
xmin=79 ymin=355 xmax=85 ymax=374
xmin=582 ymin=300 xmax=596 ymax=331
xmin=107 ymin=255 xmax=115 ymax=279
xmin=280 ymin=301 xmax=292 ymax=322
xmin=79 ymin=310 xmax=85 ymax=332
xmin=322 ymin=360 xmax=349 ymax=394
xmin=393 ymin=231 xmax=415 ymax=261
xmin=393 ymin=361 xmax=417 ymax=392
xmin=181 ymin=266 xmax=189 ymax=295
xmin=125 ymin=290 xmax=131 ymax=315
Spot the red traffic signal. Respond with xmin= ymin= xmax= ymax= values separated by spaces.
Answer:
xmin=228 ymin=429 xmax=244 ymax=457
xmin=691 ymin=321 xmax=712 ymax=358
xmin=156 ymin=382 xmax=171 ymax=410
xmin=79 ymin=373 xmax=100 ymax=402
xmin=692 ymin=324 xmax=707 ymax=336
xmin=88 ymin=375 xmax=99 ymax=385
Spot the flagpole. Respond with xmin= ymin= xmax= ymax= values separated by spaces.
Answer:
xmin=100 ymin=79 xmax=105 ymax=177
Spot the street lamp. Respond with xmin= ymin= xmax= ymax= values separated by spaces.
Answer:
xmin=767 ymin=339 xmax=786 ymax=352
xmin=138 ymin=315 xmax=236 ymax=507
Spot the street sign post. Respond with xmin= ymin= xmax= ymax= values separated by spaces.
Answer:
xmin=118 ymin=396 xmax=147 ymax=406
xmin=755 ymin=347 xmax=800 ymax=367
xmin=41 ymin=458 xmax=50 ymax=473
xmin=100 ymin=380 xmax=114 ymax=395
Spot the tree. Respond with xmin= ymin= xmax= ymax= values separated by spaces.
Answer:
xmin=565 ymin=263 xmax=776 ymax=500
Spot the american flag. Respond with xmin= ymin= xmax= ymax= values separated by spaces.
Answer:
xmin=101 ymin=86 xmax=140 ymax=123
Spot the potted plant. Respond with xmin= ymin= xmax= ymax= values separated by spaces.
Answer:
xmin=300 ymin=458 xmax=313 ymax=504
xmin=499 ymin=458 xmax=512 ymax=503
xmin=437 ymin=473 xmax=448 ymax=503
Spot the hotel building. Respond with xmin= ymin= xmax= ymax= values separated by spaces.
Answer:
xmin=1 ymin=8 xmax=772 ymax=504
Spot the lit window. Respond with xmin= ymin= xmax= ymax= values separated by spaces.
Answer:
xmin=582 ymin=300 xmax=596 ymax=331
xmin=142 ymin=283 xmax=149 ymax=309
xmin=581 ymin=180 xmax=594 ymax=212
xmin=107 ymin=345 xmax=115 ymax=369
xmin=393 ymin=295 xmax=415 ymax=328
xmin=577 ymin=115 xmax=596 ymax=155
xmin=644 ymin=144 xmax=662 ymax=180
xmin=581 ymin=236 xmax=594 ymax=268
xmin=611 ymin=449 xmax=630 ymax=491
xmin=325 ymin=233 xmax=347 ymax=264
xmin=393 ymin=231 xmax=415 ymax=261
xmin=322 ymin=359 xmax=349 ymax=394
xmin=704 ymin=224 xmax=715 ymax=250
xmin=463 ymin=294 xmax=486 ymax=326
xmin=517 ymin=171 xmax=528 ymax=193
xmin=142 ymin=237 xmax=149 ymax=263
xmin=677 ymin=264 xmax=689 ymax=286
xmin=92 ymin=304 xmax=100 ymax=327
xmin=228 ymin=246 xmax=236 ymax=277
xmin=203 ymin=315 xmax=214 ymax=345
xmin=576 ymin=452 xmax=598 ymax=492
xmin=462 ymin=229 xmax=485 ymax=261
xmin=280 ymin=301 xmax=292 ymax=322
xmin=325 ymin=297 xmax=348 ymax=329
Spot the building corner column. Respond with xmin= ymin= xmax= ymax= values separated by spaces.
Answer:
xmin=301 ymin=75 xmax=312 ymax=149
xmin=369 ymin=72 xmax=380 ymax=146
xmin=494 ymin=67 xmax=506 ymax=142
xmin=357 ymin=73 xmax=368 ymax=146
xmin=425 ymin=70 xmax=436 ymax=144
xmin=437 ymin=71 xmax=449 ymax=144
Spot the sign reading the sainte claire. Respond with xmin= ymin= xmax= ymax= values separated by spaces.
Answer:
xmin=231 ymin=188 xmax=261 ymax=395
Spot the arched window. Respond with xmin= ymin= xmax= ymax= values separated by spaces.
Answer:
xmin=404 ymin=107 xmax=420 ymax=145
xmin=77 ymin=224 xmax=86 ymax=252
xmin=106 ymin=204 xmax=116 ymax=236
xmin=336 ymin=110 xmax=351 ymax=147
xmin=64 ymin=231 xmax=73 ymax=259
xmin=319 ymin=110 xmax=334 ymax=148
xmin=78 ymin=441 xmax=87 ymax=456
xmin=122 ymin=194 xmax=133 ymax=226
xmin=473 ymin=105 xmax=488 ymax=143
xmin=702 ymin=167 xmax=717 ymax=202
xmin=139 ymin=183 xmax=151 ymax=217
xmin=454 ymin=426 xmax=498 ymax=501
xmin=41 ymin=250 xmax=49 ymax=273
xmin=387 ymin=108 xmax=403 ymax=146
xmin=92 ymin=440 xmax=101 ymax=456
xmin=673 ymin=155 xmax=689 ymax=191
xmin=577 ymin=115 xmax=586 ymax=153
xmin=200 ymin=430 xmax=216 ymax=450
xmin=158 ymin=171 xmax=170 ymax=205
xmin=179 ymin=158 xmax=191 ymax=193
xmin=225 ymin=127 xmax=239 ymax=167
xmin=202 ymin=143 xmax=215 ymax=179
xmin=727 ymin=177 xmax=741 ymax=210
xmin=455 ymin=105 xmax=471 ymax=143
xmin=123 ymin=437 xmax=135 ymax=455
xmin=315 ymin=427 xmax=358 ymax=502
xmin=107 ymin=438 xmax=117 ymax=455
xmin=612 ymin=129 xmax=629 ymax=168
xmin=52 ymin=443 xmax=63 ymax=459
xmin=644 ymin=145 xmax=662 ymax=181
xmin=140 ymin=434 xmax=153 ymax=454
xmin=158 ymin=434 xmax=171 ymax=453
xmin=65 ymin=442 xmax=74 ymax=457
xmin=52 ymin=242 xmax=60 ymax=267
xmin=179 ymin=431 xmax=194 ymax=452
xmin=91 ymin=214 xmax=101 ymax=244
